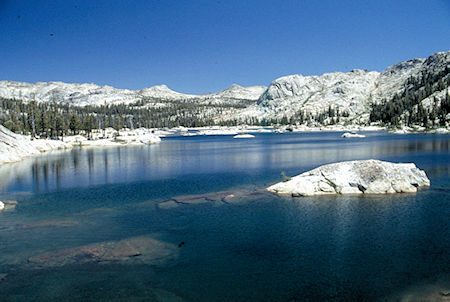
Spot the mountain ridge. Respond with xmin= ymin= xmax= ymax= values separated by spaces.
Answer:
xmin=0 ymin=50 xmax=448 ymax=125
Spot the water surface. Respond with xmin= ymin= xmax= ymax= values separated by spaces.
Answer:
xmin=0 ymin=132 xmax=449 ymax=301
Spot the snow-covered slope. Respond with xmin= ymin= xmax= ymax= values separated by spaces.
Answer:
xmin=0 ymin=125 xmax=71 ymax=164
xmin=139 ymin=85 xmax=198 ymax=100
xmin=0 ymin=51 xmax=448 ymax=124
xmin=139 ymin=83 xmax=265 ymax=102
xmin=0 ymin=81 xmax=139 ymax=106
xmin=213 ymin=84 xmax=266 ymax=100
xmin=0 ymin=81 xmax=266 ymax=107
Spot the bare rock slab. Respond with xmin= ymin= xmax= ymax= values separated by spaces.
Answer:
xmin=28 ymin=236 xmax=178 ymax=267
xmin=267 ymin=159 xmax=430 ymax=197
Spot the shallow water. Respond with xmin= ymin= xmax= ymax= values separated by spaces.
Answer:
xmin=0 ymin=132 xmax=449 ymax=301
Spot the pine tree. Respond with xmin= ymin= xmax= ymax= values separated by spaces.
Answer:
xmin=68 ymin=113 xmax=80 ymax=135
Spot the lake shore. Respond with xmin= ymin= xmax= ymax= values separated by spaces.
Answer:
xmin=1 ymin=124 xmax=449 ymax=165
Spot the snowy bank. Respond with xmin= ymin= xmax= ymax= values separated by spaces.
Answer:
xmin=0 ymin=125 xmax=72 ymax=165
xmin=64 ymin=128 xmax=161 ymax=147
xmin=267 ymin=160 xmax=430 ymax=197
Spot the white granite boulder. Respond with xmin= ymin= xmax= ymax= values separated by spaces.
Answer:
xmin=341 ymin=132 xmax=366 ymax=138
xmin=267 ymin=160 xmax=430 ymax=197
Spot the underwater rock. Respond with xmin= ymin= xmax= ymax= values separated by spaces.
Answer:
xmin=172 ymin=194 xmax=212 ymax=205
xmin=28 ymin=236 xmax=178 ymax=267
xmin=3 ymin=200 xmax=18 ymax=211
xmin=165 ymin=189 xmax=269 ymax=206
xmin=0 ymin=200 xmax=18 ymax=212
xmin=158 ymin=200 xmax=179 ymax=209
xmin=267 ymin=159 xmax=430 ymax=197
xmin=383 ymin=279 xmax=450 ymax=302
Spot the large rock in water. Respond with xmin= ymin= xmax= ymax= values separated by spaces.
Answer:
xmin=267 ymin=160 xmax=430 ymax=196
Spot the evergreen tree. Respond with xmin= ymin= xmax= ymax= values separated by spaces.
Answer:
xmin=69 ymin=113 xmax=81 ymax=135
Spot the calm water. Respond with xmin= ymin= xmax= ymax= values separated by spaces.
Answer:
xmin=0 ymin=132 xmax=449 ymax=301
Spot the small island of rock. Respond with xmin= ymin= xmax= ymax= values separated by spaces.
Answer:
xmin=267 ymin=159 xmax=430 ymax=197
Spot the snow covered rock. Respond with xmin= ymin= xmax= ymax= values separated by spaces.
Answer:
xmin=140 ymin=84 xmax=197 ymax=100
xmin=63 ymin=128 xmax=161 ymax=147
xmin=0 ymin=51 xmax=447 ymax=126
xmin=233 ymin=133 xmax=255 ymax=138
xmin=0 ymin=125 xmax=72 ymax=164
xmin=341 ymin=132 xmax=365 ymax=138
xmin=0 ymin=81 xmax=138 ymax=106
xmin=214 ymin=84 xmax=266 ymax=100
xmin=0 ymin=81 xmax=266 ymax=107
xmin=267 ymin=160 xmax=430 ymax=197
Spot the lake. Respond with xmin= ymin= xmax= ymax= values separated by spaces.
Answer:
xmin=0 ymin=132 xmax=449 ymax=301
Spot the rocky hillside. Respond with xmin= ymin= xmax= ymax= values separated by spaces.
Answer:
xmin=237 ymin=51 xmax=449 ymax=124
xmin=0 ymin=81 xmax=266 ymax=107
xmin=0 ymin=50 xmax=448 ymax=126
xmin=249 ymin=69 xmax=380 ymax=123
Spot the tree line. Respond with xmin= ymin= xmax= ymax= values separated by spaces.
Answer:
xmin=369 ymin=66 xmax=450 ymax=128
xmin=1 ymin=71 xmax=448 ymax=139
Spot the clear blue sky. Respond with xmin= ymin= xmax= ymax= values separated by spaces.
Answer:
xmin=1 ymin=0 xmax=449 ymax=94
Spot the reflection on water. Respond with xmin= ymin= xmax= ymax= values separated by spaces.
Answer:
xmin=1 ymin=132 xmax=449 ymax=196
xmin=0 ymin=132 xmax=449 ymax=301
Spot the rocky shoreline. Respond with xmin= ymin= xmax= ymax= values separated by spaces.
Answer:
xmin=0 ymin=125 xmax=161 ymax=165
xmin=1 ymin=123 xmax=449 ymax=166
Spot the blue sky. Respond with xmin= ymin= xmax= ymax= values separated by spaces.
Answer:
xmin=0 ymin=0 xmax=449 ymax=94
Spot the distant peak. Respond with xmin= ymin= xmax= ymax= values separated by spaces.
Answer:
xmin=148 ymin=84 xmax=170 ymax=90
xmin=227 ymin=83 xmax=243 ymax=89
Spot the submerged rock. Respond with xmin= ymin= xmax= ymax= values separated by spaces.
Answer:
xmin=172 ymin=194 xmax=212 ymax=205
xmin=383 ymin=279 xmax=450 ymax=302
xmin=0 ymin=200 xmax=18 ymax=212
xmin=0 ymin=200 xmax=15 ymax=212
xmin=162 ymin=189 xmax=269 ymax=207
xmin=267 ymin=159 xmax=430 ymax=197
xmin=28 ymin=236 xmax=178 ymax=267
